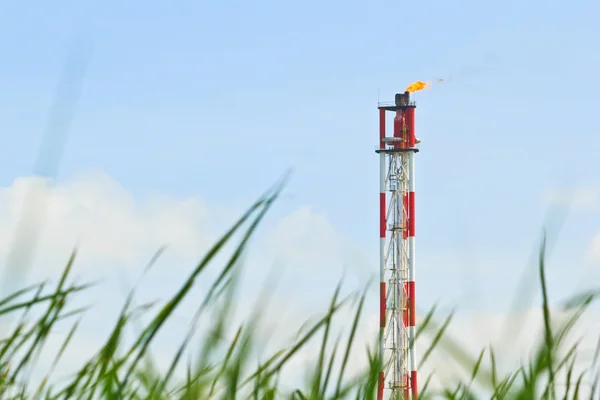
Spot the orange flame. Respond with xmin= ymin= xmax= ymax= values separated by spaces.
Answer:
xmin=405 ymin=81 xmax=432 ymax=93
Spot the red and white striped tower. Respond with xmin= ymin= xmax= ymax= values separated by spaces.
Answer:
xmin=376 ymin=91 xmax=419 ymax=400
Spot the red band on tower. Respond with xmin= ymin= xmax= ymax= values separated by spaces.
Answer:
xmin=411 ymin=371 xmax=418 ymax=399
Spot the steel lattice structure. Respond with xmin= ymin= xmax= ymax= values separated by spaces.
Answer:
xmin=376 ymin=91 xmax=419 ymax=400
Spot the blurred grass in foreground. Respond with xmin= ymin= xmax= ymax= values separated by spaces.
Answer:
xmin=0 ymin=183 xmax=598 ymax=399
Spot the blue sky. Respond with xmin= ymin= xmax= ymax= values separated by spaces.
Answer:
xmin=0 ymin=0 xmax=599 ymax=375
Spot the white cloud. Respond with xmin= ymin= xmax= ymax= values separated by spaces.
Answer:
xmin=266 ymin=205 xmax=373 ymax=291
xmin=544 ymin=186 xmax=600 ymax=267
xmin=0 ymin=171 xmax=215 ymax=274
xmin=587 ymin=233 xmax=600 ymax=263
xmin=269 ymin=205 xmax=343 ymax=268
xmin=545 ymin=186 xmax=600 ymax=211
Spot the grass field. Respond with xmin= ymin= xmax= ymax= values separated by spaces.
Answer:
xmin=0 ymin=183 xmax=598 ymax=399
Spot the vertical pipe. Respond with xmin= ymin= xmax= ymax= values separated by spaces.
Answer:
xmin=378 ymin=108 xmax=386 ymax=400
xmin=395 ymin=182 xmax=402 ymax=387
xmin=406 ymin=107 xmax=416 ymax=148
xmin=406 ymin=107 xmax=417 ymax=400
xmin=393 ymin=111 xmax=403 ymax=149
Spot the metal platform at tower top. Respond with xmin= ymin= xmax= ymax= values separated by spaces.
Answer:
xmin=377 ymin=91 xmax=417 ymax=111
